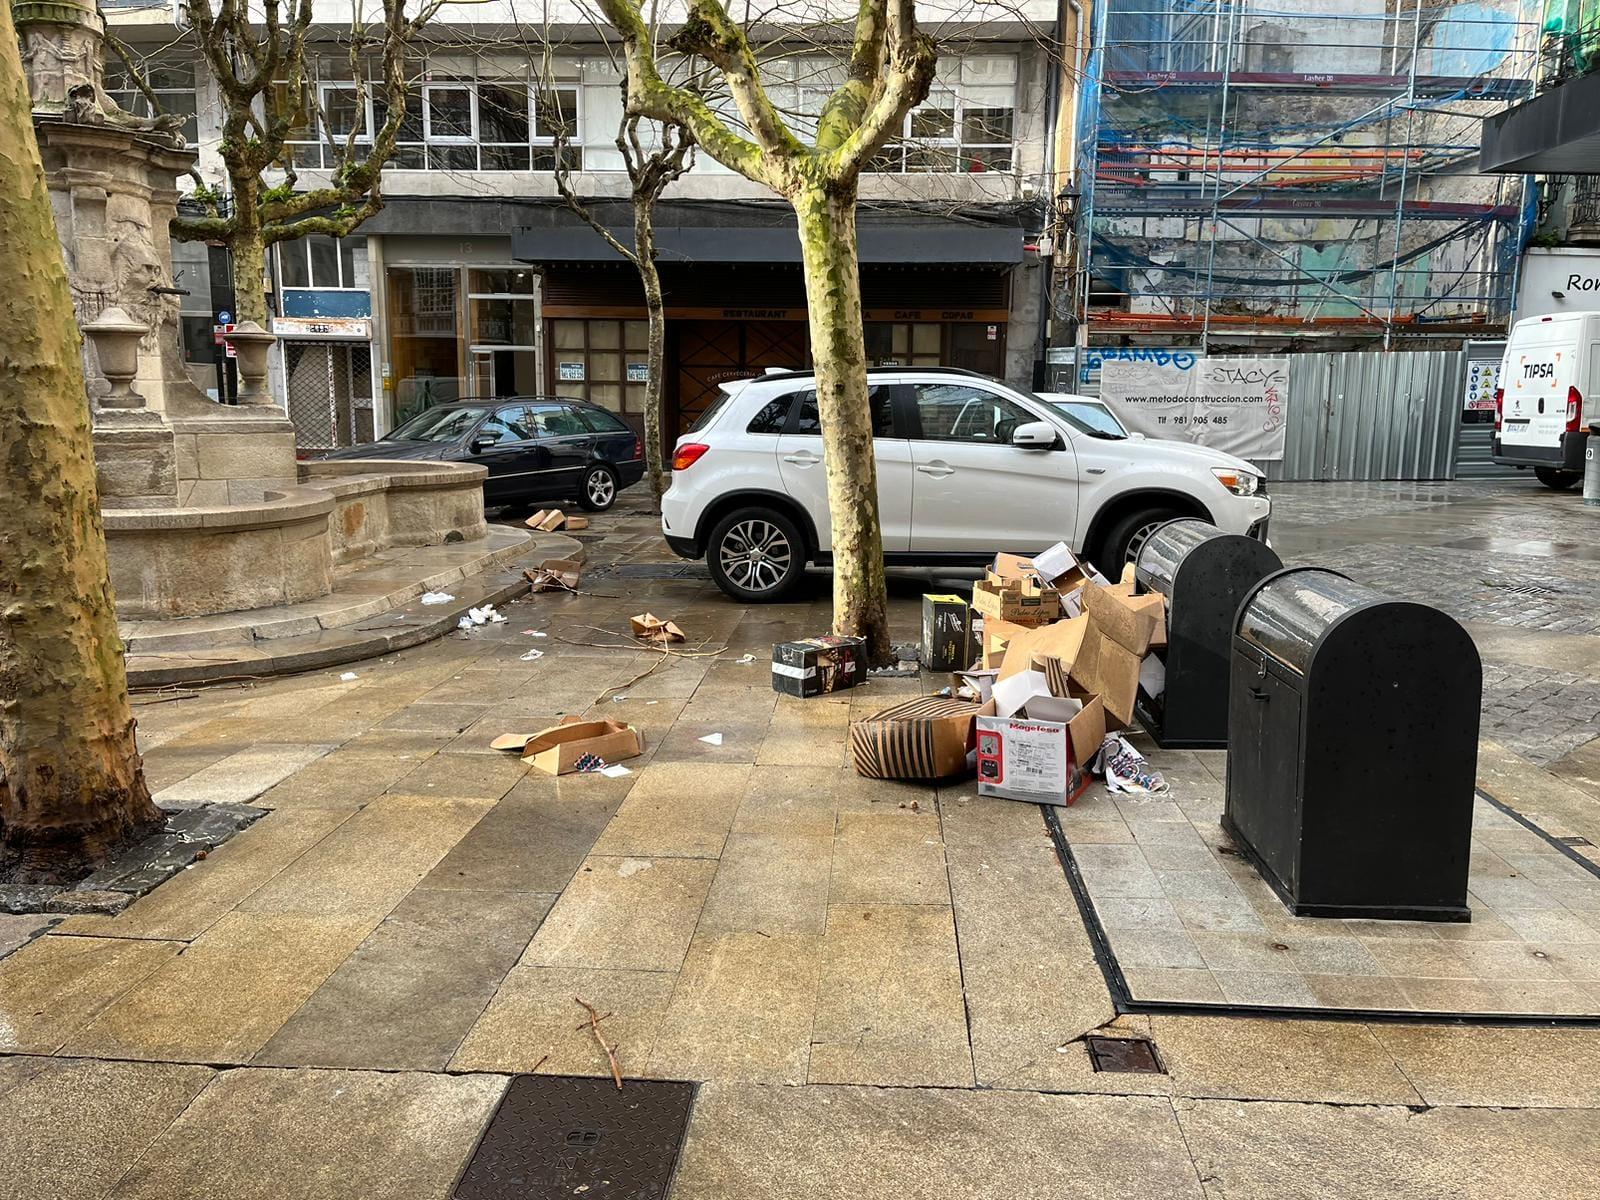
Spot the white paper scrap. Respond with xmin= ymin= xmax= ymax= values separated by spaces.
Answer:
xmin=736 ymin=654 xmax=756 ymax=665
xmin=699 ymin=732 xmax=724 ymax=746
xmin=600 ymin=764 xmax=633 ymax=778
xmin=420 ymin=591 xmax=455 ymax=605
xmin=1139 ymin=654 xmax=1167 ymax=700
xmin=339 ymin=671 xmax=358 ymax=682
xmin=520 ymin=649 xmax=545 ymax=661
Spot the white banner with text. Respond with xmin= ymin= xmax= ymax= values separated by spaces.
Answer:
xmin=1098 ymin=353 xmax=1289 ymax=462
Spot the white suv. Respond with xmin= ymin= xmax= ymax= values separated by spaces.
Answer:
xmin=661 ymin=368 xmax=1272 ymax=602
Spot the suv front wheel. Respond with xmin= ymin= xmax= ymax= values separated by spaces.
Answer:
xmin=706 ymin=507 xmax=806 ymax=602
xmin=1097 ymin=505 xmax=1185 ymax=574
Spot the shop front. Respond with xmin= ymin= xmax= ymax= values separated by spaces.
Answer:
xmin=536 ymin=260 xmax=1017 ymax=435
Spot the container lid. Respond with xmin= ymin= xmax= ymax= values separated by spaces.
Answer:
xmin=1237 ymin=569 xmax=1383 ymax=674
xmin=1134 ymin=518 xmax=1220 ymax=596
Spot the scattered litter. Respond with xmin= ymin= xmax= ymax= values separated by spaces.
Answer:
xmin=772 ymin=636 xmax=864 ymax=697
xmin=522 ymin=629 xmax=548 ymax=637
xmin=573 ymin=753 xmax=607 ymax=773
xmin=1095 ymin=735 xmax=1169 ymax=794
xmin=646 ymin=700 xmax=659 ymax=705
xmin=565 ymin=515 xmax=590 ymax=530
xmin=611 ymin=693 xmax=629 ymax=702
xmin=630 ymin=612 xmax=685 ymax=643
xmin=339 ymin=671 xmax=358 ymax=682
xmin=699 ymin=732 xmax=724 ymax=746
xmin=489 ymin=733 xmax=532 ymax=752
xmin=519 ymin=715 xmax=645 ymax=775
xmin=457 ymin=616 xmax=474 ymax=631
xmin=459 ymin=604 xmax=505 ymax=628
xmin=420 ymin=591 xmax=455 ymax=605
xmin=736 ymin=653 xmax=756 ymax=665
xmin=520 ymin=648 xmax=545 ymax=661
xmin=599 ymin=763 xmax=632 ymax=778
xmin=617 ymin=858 xmax=652 ymax=877
xmin=525 ymin=558 xmax=582 ymax=592
xmin=525 ymin=508 xmax=566 ymax=532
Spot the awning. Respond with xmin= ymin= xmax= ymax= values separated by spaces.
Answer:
xmin=512 ymin=220 xmax=1026 ymax=266
xmin=1480 ymin=70 xmax=1600 ymax=174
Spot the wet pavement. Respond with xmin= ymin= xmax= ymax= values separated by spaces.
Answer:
xmin=5 ymin=477 xmax=1600 ymax=1198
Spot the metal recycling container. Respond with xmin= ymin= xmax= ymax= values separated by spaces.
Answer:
xmin=1133 ymin=519 xmax=1283 ymax=749
xmin=1224 ymin=567 xmax=1480 ymax=922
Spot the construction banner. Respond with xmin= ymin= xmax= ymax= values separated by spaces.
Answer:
xmin=1099 ymin=354 xmax=1289 ymax=462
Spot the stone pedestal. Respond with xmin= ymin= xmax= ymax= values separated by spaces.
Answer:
xmin=92 ymin=408 xmax=177 ymax=509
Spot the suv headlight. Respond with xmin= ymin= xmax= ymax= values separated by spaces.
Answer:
xmin=1211 ymin=467 xmax=1260 ymax=496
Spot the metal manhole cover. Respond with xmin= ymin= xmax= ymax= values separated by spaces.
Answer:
xmin=1085 ymin=1036 xmax=1165 ymax=1075
xmin=453 ymin=1075 xmax=695 ymax=1199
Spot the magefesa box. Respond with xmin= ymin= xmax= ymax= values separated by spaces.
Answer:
xmin=975 ymin=695 xmax=1106 ymax=807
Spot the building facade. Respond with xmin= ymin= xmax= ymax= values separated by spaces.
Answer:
xmin=104 ymin=3 xmax=1061 ymax=449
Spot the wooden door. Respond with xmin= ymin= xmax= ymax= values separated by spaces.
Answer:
xmin=672 ymin=320 xmax=807 ymax=434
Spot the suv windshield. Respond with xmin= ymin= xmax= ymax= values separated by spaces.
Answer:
xmin=1050 ymin=400 xmax=1128 ymax=440
xmin=385 ymin=406 xmax=490 ymax=442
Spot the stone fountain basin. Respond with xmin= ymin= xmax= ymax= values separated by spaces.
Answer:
xmin=104 ymin=459 xmax=492 ymax=620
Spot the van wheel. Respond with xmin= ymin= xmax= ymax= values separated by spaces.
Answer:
xmin=1535 ymin=467 xmax=1581 ymax=490
xmin=1097 ymin=506 xmax=1184 ymax=575
xmin=706 ymin=507 xmax=805 ymax=602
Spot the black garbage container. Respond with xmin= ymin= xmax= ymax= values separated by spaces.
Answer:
xmin=1133 ymin=519 xmax=1283 ymax=749
xmin=1224 ymin=567 xmax=1481 ymax=922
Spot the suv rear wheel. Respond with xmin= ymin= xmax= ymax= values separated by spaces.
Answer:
xmin=1097 ymin=505 xmax=1184 ymax=574
xmin=1535 ymin=466 xmax=1581 ymax=490
xmin=706 ymin=507 xmax=805 ymax=602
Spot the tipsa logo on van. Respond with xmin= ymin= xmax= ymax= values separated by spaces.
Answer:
xmin=1523 ymin=361 xmax=1555 ymax=380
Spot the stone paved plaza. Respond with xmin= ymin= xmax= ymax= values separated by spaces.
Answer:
xmin=7 ymin=476 xmax=1600 ymax=1198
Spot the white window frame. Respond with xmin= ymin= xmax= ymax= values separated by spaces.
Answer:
xmin=422 ymin=83 xmax=477 ymax=145
xmin=276 ymin=235 xmax=368 ymax=293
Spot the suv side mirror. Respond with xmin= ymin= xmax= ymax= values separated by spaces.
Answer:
xmin=1011 ymin=421 xmax=1059 ymax=450
xmin=469 ymin=432 xmax=501 ymax=454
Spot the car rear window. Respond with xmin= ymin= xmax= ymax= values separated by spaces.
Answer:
xmin=793 ymin=387 xmax=895 ymax=437
xmin=688 ymin=391 xmax=735 ymax=434
xmin=746 ymin=396 xmax=794 ymax=434
xmin=577 ymin=407 xmax=630 ymax=433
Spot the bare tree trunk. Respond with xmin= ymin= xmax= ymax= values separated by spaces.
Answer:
xmin=228 ymin=182 xmax=269 ymax=327
xmin=633 ymin=193 xmax=669 ymax=503
xmin=793 ymin=183 xmax=891 ymax=664
xmin=0 ymin=1 xmax=163 ymax=880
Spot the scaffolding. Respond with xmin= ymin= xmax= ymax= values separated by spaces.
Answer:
xmin=1071 ymin=0 xmax=1543 ymax=349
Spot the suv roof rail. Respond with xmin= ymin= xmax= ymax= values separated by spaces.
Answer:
xmin=749 ymin=364 xmax=997 ymax=385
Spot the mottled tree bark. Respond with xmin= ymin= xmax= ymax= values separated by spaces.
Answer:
xmin=0 ymin=0 xmax=162 ymax=880
xmin=633 ymin=195 xmax=670 ymax=502
xmin=794 ymin=183 xmax=891 ymax=659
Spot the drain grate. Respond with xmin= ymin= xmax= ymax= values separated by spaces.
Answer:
xmin=1558 ymin=835 xmax=1595 ymax=848
xmin=454 ymin=1075 xmax=695 ymax=1199
xmin=1085 ymin=1036 xmax=1166 ymax=1075
xmin=1481 ymin=580 xmax=1560 ymax=598
xmin=603 ymin=564 xmax=712 ymax=579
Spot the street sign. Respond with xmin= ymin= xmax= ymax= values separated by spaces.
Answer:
xmin=217 ymin=309 xmax=232 ymax=324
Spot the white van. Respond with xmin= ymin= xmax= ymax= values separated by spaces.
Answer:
xmin=1493 ymin=311 xmax=1600 ymax=488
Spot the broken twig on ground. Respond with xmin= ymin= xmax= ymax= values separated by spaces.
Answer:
xmin=575 ymin=996 xmax=624 ymax=1089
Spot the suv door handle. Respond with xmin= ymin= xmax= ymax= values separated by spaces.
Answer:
xmin=916 ymin=462 xmax=955 ymax=478
xmin=783 ymin=451 xmax=822 ymax=465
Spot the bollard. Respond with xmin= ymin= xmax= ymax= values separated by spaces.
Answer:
xmin=1585 ymin=440 xmax=1600 ymax=507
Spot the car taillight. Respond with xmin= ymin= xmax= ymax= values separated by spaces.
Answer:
xmin=1567 ymin=385 xmax=1583 ymax=434
xmin=628 ymin=436 xmax=641 ymax=461
xmin=671 ymin=442 xmax=709 ymax=471
xmin=1493 ymin=387 xmax=1503 ymax=433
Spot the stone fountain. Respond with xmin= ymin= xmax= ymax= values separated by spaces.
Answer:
xmin=15 ymin=0 xmax=521 ymax=645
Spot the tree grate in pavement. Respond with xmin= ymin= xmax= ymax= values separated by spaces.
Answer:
xmin=601 ymin=564 xmax=712 ymax=579
xmin=1479 ymin=580 xmax=1560 ymax=597
xmin=453 ymin=1075 xmax=695 ymax=1200
xmin=1085 ymin=1036 xmax=1165 ymax=1074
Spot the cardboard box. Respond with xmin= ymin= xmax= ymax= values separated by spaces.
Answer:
xmin=972 ymin=570 xmax=1061 ymax=628
xmin=772 ymin=636 xmax=865 ymax=698
xmin=996 ymin=614 xmax=1090 ymax=683
xmin=979 ymin=616 xmax=1030 ymax=669
xmin=850 ymin=695 xmax=982 ymax=780
xmin=525 ymin=508 xmax=567 ymax=532
xmin=517 ymin=715 xmax=644 ymax=775
xmin=524 ymin=559 xmax=582 ymax=592
xmin=1053 ymin=583 xmax=1160 ymax=729
xmin=631 ymin=612 xmax=685 ymax=643
xmin=1027 ymin=542 xmax=1094 ymax=593
xmin=921 ymin=593 xmax=974 ymax=671
xmin=564 ymin=515 xmax=590 ymax=531
xmin=975 ymin=694 xmax=1106 ymax=806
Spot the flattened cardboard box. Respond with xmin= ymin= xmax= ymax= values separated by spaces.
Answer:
xmin=516 ymin=716 xmax=645 ymax=775
xmin=850 ymin=695 xmax=982 ymax=780
xmin=1056 ymin=583 xmax=1159 ymax=729
xmin=772 ymin=635 xmax=865 ymax=698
